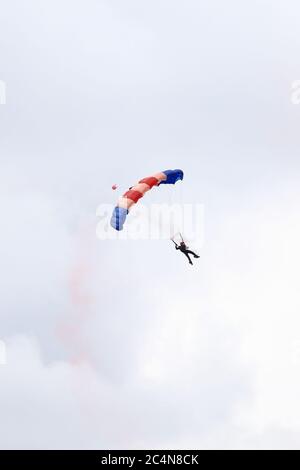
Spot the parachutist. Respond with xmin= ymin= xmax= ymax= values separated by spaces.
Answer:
xmin=175 ymin=241 xmax=200 ymax=265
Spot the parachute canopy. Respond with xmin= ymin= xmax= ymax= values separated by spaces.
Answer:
xmin=111 ymin=169 xmax=184 ymax=231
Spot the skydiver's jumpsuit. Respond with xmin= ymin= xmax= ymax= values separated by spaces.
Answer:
xmin=176 ymin=242 xmax=199 ymax=265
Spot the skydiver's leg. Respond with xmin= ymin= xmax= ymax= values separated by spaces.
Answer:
xmin=186 ymin=250 xmax=200 ymax=259
xmin=183 ymin=251 xmax=193 ymax=265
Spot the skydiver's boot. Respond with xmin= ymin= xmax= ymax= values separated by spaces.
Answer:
xmin=186 ymin=250 xmax=200 ymax=259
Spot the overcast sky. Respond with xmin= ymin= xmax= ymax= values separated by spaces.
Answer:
xmin=1 ymin=0 xmax=300 ymax=449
